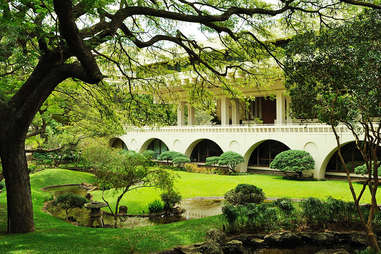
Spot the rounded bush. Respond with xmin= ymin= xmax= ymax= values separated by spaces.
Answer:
xmin=224 ymin=184 xmax=265 ymax=205
xmin=142 ymin=150 xmax=156 ymax=160
xmin=161 ymin=190 xmax=182 ymax=211
xmin=270 ymin=150 xmax=314 ymax=173
xmin=148 ymin=200 xmax=164 ymax=214
xmin=172 ymin=156 xmax=190 ymax=165
xmin=158 ymin=151 xmax=184 ymax=161
xmin=354 ymin=163 xmax=381 ymax=176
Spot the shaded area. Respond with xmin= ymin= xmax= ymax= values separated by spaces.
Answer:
xmin=190 ymin=139 xmax=223 ymax=162
xmin=147 ymin=138 xmax=169 ymax=158
xmin=109 ymin=138 xmax=128 ymax=150
xmin=326 ymin=142 xmax=381 ymax=173
xmin=249 ymin=140 xmax=290 ymax=167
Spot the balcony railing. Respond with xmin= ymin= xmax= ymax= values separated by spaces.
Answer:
xmin=125 ymin=123 xmax=351 ymax=134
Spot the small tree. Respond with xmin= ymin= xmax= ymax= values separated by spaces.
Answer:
xmin=172 ymin=155 xmax=190 ymax=168
xmin=224 ymin=184 xmax=265 ymax=206
xmin=217 ymin=151 xmax=244 ymax=173
xmin=205 ymin=156 xmax=220 ymax=166
xmin=354 ymin=164 xmax=381 ymax=176
xmin=158 ymin=151 xmax=183 ymax=162
xmin=53 ymin=193 xmax=88 ymax=220
xmin=270 ymin=150 xmax=315 ymax=178
xmin=161 ymin=190 xmax=182 ymax=215
xmin=142 ymin=150 xmax=156 ymax=160
xmin=83 ymin=145 xmax=175 ymax=227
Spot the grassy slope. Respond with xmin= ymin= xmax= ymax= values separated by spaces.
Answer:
xmin=0 ymin=168 xmax=379 ymax=253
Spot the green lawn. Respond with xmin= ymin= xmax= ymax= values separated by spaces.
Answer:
xmin=95 ymin=170 xmax=381 ymax=214
xmin=0 ymin=168 xmax=379 ymax=253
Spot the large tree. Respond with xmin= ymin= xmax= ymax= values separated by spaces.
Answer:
xmin=0 ymin=0 xmax=379 ymax=233
xmin=285 ymin=10 xmax=381 ymax=251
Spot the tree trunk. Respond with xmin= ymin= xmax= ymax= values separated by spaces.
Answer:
xmin=0 ymin=136 xmax=34 ymax=233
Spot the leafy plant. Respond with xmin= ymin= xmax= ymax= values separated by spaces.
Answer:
xmin=158 ymin=151 xmax=184 ymax=162
xmin=83 ymin=144 xmax=175 ymax=227
xmin=53 ymin=193 xmax=88 ymax=220
xmin=217 ymin=151 xmax=244 ymax=173
xmin=273 ymin=198 xmax=295 ymax=215
xmin=148 ymin=200 xmax=164 ymax=214
xmin=142 ymin=150 xmax=156 ymax=160
xmin=354 ymin=163 xmax=381 ymax=176
xmin=300 ymin=197 xmax=328 ymax=227
xmin=172 ymin=155 xmax=190 ymax=167
xmin=270 ymin=150 xmax=314 ymax=175
xmin=161 ymin=190 xmax=182 ymax=213
xmin=205 ymin=156 xmax=220 ymax=166
xmin=224 ymin=184 xmax=265 ymax=206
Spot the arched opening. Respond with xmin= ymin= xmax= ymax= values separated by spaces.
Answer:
xmin=325 ymin=142 xmax=381 ymax=173
xmin=109 ymin=138 xmax=128 ymax=150
xmin=189 ymin=139 xmax=223 ymax=162
xmin=248 ymin=140 xmax=290 ymax=167
xmin=145 ymin=138 xmax=169 ymax=158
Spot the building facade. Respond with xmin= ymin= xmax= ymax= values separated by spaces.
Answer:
xmin=110 ymin=75 xmax=367 ymax=179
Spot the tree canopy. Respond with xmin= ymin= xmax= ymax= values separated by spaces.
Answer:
xmin=285 ymin=9 xmax=381 ymax=251
xmin=0 ymin=0 xmax=380 ymax=234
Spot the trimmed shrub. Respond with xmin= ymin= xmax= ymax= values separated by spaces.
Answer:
xmin=148 ymin=200 xmax=164 ymax=214
xmin=270 ymin=150 xmax=314 ymax=175
xmin=325 ymin=196 xmax=355 ymax=225
xmin=273 ymin=198 xmax=295 ymax=215
xmin=142 ymin=150 xmax=156 ymax=160
xmin=217 ymin=151 xmax=244 ymax=172
xmin=354 ymin=163 xmax=381 ymax=176
xmin=158 ymin=151 xmax=183 ymax=162
xmin=172 ymin=155 xmax=190 ymax=167
xmin=161 ymin=190 xmax=182 ymax=212
xmin=53 ymin=193 xmax=88 ymax=220
xmin=205 ymin=156 xmax=220 ymax=166
xmin=300 ymin=197 xmax=328 ymax=227
xmin=224 ymin=184 xmax=265 ymax=206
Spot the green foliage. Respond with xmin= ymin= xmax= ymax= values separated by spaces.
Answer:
xmin=148 ymin=200 xmax=164 ymax=214
xmin=53 ymin=193 xmax=88 ymax=219
xmin=158 ymin=151 xmax=184 ymax=162
xmin=215 ymin=151 xmax=244 ymax=172
xmin=224 ymin=184 xmax=265 ymax=206
xmin=273 ymin=198 xmax=295 ymax=215
xmin=286 ymin=10 xmax=381 ymax=125
xmin=161 ymin=190 xmax=182 ymax=212
xmin=172 ymin=156 xmax=190 ymax=166
xmin=222 ymin=203 xmax=278 ymax=233
xmin=270 ymin=150 xmax=314 ymax=173
xmin=354 ymin=163 xmax=381 ymax=176
xmin=205 ymin=156 xmax=220 ymax=166
xmin=300 ymin=198 xmax=327 ymax=226
xmin=82 ymin=144 xmax=175 ymax=226
xmin=142 ymin=150 xmax=156 ymax=160
xmin=33 ymin=150 xmax=81 ymax=167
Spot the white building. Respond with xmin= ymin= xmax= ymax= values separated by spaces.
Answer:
xmin=110 ymin=72 xmax=371 ymax=179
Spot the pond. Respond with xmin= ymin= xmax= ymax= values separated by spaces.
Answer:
xmin=43 ymin=184 xmax=226 ymax=228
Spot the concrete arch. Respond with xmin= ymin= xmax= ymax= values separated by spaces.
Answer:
xmin=185 ymin=138 xmax=224 ymax=162
xmin=243 ymin=139 xmax=290 ymax=169
xmin=109 ymin=137 xmax=128 ymax=150
xmin=138 ymin=138 xmax=169 ymax=154
xmin=320 ymin=140 xmax=368 ymax=177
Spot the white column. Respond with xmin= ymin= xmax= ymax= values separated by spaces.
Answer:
xmin=286 ymin=96 xmax=292 ymax=123
xmin=220 ymin=96 xmax=230 ymax=126
xmin=231 ymin=99 xmax=240 ymax=125
xmin=276 ymin=93 xmax=286 ymax=125
xmin=187 ymin=104 xmax=195 ymax=126
xmin=177 ymin=102 xmax=185 ymax=126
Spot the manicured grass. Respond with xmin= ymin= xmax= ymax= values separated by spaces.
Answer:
xmin=0 ymin=168 xmax=379 ymax=253
xmin=0 ymin=169 xmax=221 ymax=254
xmin=94 ymin=170 xmax=381 ymax=214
